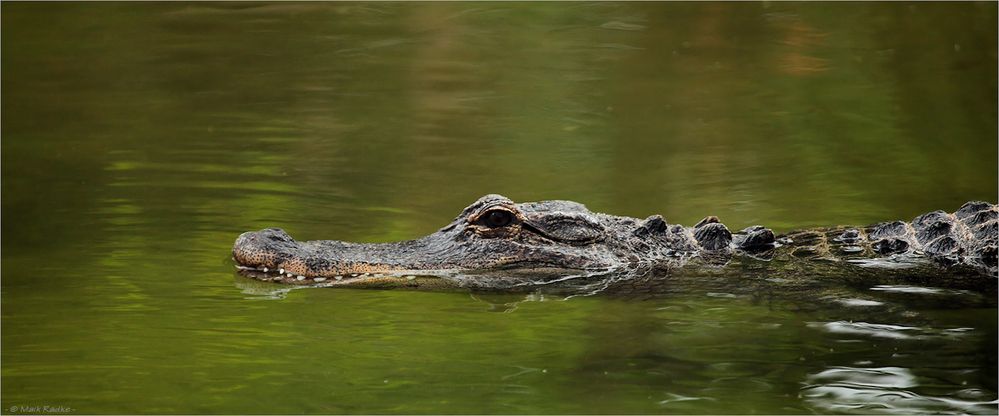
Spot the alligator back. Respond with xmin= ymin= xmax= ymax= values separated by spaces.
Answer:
xmin=771 ymin=201 xmax=997 ymax=276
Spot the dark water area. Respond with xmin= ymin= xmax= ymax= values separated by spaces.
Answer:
xmin=2 ymin=2 xmax=997 ymax=414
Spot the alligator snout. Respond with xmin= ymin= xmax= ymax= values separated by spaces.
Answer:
xmin=233 ymin=227 xmax=426 ymax=281
xmin=232 ymin=228 xmax=299 ymax=269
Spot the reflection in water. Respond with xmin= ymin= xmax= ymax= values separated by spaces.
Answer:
xmin=2 ymin=2 xmax=996 ymax=414
xmin=770 ymin=13 xmax=830 ymax=76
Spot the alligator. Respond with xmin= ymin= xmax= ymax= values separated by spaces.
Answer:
xmin=232 ymin=195 xmax=998 ymax=294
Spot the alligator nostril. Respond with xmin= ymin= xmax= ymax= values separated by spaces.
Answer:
xmin=259 ymin=228 xmax=294 ymax=243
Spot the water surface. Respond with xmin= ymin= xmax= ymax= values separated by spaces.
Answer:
xmin=3 ymin=2 xmax=997 ymax=414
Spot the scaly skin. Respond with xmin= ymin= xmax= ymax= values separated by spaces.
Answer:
xmin=232 ymin=195 xmax=997 ymax=291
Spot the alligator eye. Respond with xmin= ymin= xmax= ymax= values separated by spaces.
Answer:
xmin=483 ymin=210 xmax=514 ymax=228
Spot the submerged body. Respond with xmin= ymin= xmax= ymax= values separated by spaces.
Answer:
xmin=232 ymin=195 xmax=997 ymax=292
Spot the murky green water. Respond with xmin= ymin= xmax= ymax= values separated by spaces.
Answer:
xmin=3 ymin=2 xmax=997 ymax=414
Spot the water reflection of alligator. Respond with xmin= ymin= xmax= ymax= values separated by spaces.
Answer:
xmin=232 ymin=195 xmax=997 ymax=293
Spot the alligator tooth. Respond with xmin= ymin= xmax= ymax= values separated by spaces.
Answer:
xmin=296 ymin=275 xmax=305 ymax=281
xmin=350 ymin=273 xmax=359 ymax=277
xmin=314 ymin=277 xmax=327 ymax=282
xmin=334 ymin=275 xmax=343 ymax=281
xmin=263 ymin=267 xmax=268 ymax=273
xmin=279 ymin=268 xmax=285 ymax=274
xmin=287 ymin=273 xmax=293 ymax=278
xmin=405 ymin=275 xmax=416 ymax=280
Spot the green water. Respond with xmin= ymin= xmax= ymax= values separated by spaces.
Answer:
xmin=3 ymin=2 xmax=997 ymax=414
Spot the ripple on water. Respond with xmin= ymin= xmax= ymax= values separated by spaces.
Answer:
xmin=835 ymin=298 xmax=886 ymax=307
xmin=808 ymin=321 xmax=974 ymax=340
xmin=810 ymin=321 xmax=921 ymax=340
xmin=802 ymin=366 xmax=999 ymax=414
xmin=869 ymin=285 xmax=948 ymax=295
xmin=706 ymin=292 xmax=738 ymax=298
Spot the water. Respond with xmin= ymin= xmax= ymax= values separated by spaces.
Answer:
xmin=2 ymin=2 xmax=996 ymax=414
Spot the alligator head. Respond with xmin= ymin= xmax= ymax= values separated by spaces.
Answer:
xmin=232 ymin=194 xmax=698 ymax=285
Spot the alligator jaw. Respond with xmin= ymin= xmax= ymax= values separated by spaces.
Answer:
xmin=234 ymin=265 xmax=455 ymax=286
xmin=232 ymin=228 xmax=451 ymax=284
